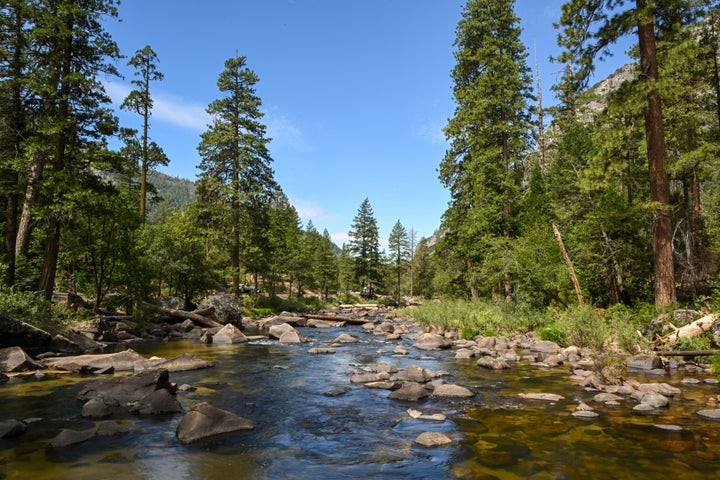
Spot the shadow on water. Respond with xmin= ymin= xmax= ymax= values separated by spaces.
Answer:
xmin=2 ymin=323 xmax=720 ymax=479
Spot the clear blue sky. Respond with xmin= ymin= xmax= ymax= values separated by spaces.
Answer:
xmin=103 ymin=0 xmax=631 ymax=249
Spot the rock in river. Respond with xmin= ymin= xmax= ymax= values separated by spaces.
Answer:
xmin=388 ymin=382 xmax=428 ymax=401
xmin=432 ymin=384 xmax=474 ymax=398
xmin=176 ymin=402 xmax=254 ymax=444
xmin=0 ymin=346 xmax=44 ymax=372
xmin=414 ymin=431 xmax=453 ymax=447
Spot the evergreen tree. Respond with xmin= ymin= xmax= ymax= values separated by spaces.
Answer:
xmin=121 ymin=45 xmax=167 ymax=222
xmin=439 ymin=0 xmax=533 ymax=300
xmin=387 ymin=220 xmax=410 ymax=303
xmin=556 ymin=0 xmax=709 ymax=307
xmin=197 ymin=54 xmax=276 ymax=294
xmin=348 ymin=198 xmax=381 ymax=297
xmin=20 ymin=0 xmax=121 ymax=300
xmin=315 ymin=229 xmax=338 ymax=300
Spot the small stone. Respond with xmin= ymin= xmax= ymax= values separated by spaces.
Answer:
xmin=572 ymin=411 xmax=599 ymax=418
xmin=592 ymin=393 xmax=624 ymax=403
xmin=518 ymin=393 xmax=565 ymax=402
xmin=576 ymin=402 xmax=594 ymax=412
xmin=393 ymin=345 xmax=409 ymax=355
xmin=653 ymin=424 xmax=683 ymax=431
xmin=308 ymin=348 xmax=336 ymax=354
xmin=704 ymin=378 xmax=719 ymax=384
xmin=633 ymin=403 xmax=655 ymax=411
xmin=696 ymin=409 xmax=720 ymax=420
xmin=681 ymin=378 xmax=700 ymax=384
xmin=414 ymin=431 xmax=453 ymax=447
xmin=407 ymin=408 xmax=423 ymax=419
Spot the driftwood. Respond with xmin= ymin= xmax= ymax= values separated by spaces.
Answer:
xmin=161 ymin=306 xmax=223 ymax=329
xmin=301 ymin=313 xmax=372 ymax=325
xmin=652 ymin=313 xmax=717 ymax=348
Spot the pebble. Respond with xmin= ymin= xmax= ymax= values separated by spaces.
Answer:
xmin=681 ymin=378 xmax=700 ymax=384
xmin=572 ymin=410 xmax=599 ymax=418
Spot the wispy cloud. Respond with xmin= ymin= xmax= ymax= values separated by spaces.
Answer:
xmin=264 ymin=108 xmax=311 ymax=152
xmin=416 ymin=118 xmax=447 ymax=145
xmin=105 ymin=80 xmax=211 ymax=131
xmin=291 ymin=198 xmax=341 ymax=225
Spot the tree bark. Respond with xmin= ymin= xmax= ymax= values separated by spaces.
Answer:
xmin=636 ymin=0 xmax=676 ymax=308
xmin=552 ymin=224 xmax=584 ymax=305
xmin=15 ymin=149 xmax=46 ymax=258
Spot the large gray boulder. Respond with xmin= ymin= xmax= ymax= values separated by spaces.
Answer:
xmin=432 ymin=384 xmax=474 ymax=398
xmin=78 ymin=369 xmax=176 ymax=409
xmin=268 ymin=323 xmax=297 ymax=339
xmin=627 ymin=354 xmax=663 ymax=371
xmin=412 ymin=333 xmax=452 ymax=351
xmin=48 ymin=331 xmax=106 ymax=354
xmin=129 ymin=388 xmax=183 ymax=415
xmin=176 ymin=402 xmax=254 ymax=444
xmin=211 ymin=324 xmax=248 ymax=344
xmin=50 ymin=428 xmax=93 ymax=448
xmin=199 ymin=293 xmax=243 ymax=327
xmin=396 ymin=365 xmax=431 ymax=383
xmin=0 ymin=312 xmax=52 ymax=354
xmin=42 ymin=349 xmax=151 ymax=372
xmin=0 ymin=419 xmax=27 ymax=438
xmin=388 ymin=382 xmax=428 ymax=401
xmin=0 ymin=346 xmax=44 ymax=372
xmin=148 ymin=353 xmax=215 ymax=372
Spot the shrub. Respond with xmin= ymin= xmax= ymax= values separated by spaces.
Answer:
xmin=538 ymin=325 xmax=567 ymax=346
xmin=554 ymin=304 xmax=608 ymax=350
xmin=0 ymin=290 xmax=74 ymax=332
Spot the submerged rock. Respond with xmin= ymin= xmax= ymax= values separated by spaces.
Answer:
xmin=50 ymin=428 xmax=93 ymax=448
xmin=518 ymin=393 xmax=565 ymax=402
xmin=0 ymin=419 xmax=27 ymax=438
xmin=432 ymin=384 xmax=474 ymax=398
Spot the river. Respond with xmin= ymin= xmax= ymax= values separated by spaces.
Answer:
xmin=1 ymin=320 xmax=719 ymax=479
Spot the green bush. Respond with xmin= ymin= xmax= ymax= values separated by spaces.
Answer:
xmin=711 ymin=352 xmax=720 ymax=375
xmin=538 ymin=325 xmax=568 ymax=346
xmin=0 ymin=290 xmax=74 ymax=332
xmin=554 ymin=304 xmax=608 ymax=350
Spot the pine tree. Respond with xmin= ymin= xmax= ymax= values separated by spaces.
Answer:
xmin=348 ymin=198 xmax=381 ymax=297
xmin=439 ymin=0 xmax=533 ymax=300
xmin=388 ymin=220 xmax=410 ymax=303
xmin=197 ymin=54 xmax=276 ymax=294
xmin=121 ymin=45 xmax=167 ymax=222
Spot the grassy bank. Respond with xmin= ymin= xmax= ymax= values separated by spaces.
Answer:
xmin=397 ymin=300 xmax=658 ymax=354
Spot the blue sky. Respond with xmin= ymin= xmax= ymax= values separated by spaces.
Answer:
xmin=103 ymin=0 xmax=631 ymax=249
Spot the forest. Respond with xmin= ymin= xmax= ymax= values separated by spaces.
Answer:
xmin=2 ymin=0 xmax=720 ymax=333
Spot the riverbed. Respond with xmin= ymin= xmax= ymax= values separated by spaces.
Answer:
xmin=1 ymin=321 xmax=719 ymax=479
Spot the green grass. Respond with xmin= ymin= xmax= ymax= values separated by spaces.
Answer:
xmin=397 ymin=298 xmax=550 ymax=336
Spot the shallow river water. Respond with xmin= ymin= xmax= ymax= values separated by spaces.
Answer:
xmin=1 ymin=322 xmax=719 ymax=479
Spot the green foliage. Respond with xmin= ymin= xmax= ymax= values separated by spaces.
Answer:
xmin=552 ymin=304 xmax=608 ymax=350
xmin=398 ymin=299 xmax=550 ymax=336
xmin=241 ymin=294 xmax=327 ymax=314
xmin=674 ymin=334 xmax=712 ymax=352
xmin=335 ymin=291 xmax=361 ymax=305
xmin=0 ymin=290 xmax=75 ymax=332
xmin=711 ymin=353 xmax=720 ymax=376
xmin=537 ymin=325 xmax=567 ymax=346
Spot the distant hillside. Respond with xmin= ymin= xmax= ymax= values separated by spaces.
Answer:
xmin=147 ymin=170 xmax=196 ymax=218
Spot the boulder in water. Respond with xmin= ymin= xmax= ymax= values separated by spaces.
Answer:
xmin=0 ymin=346 xmax=44 ymax=372
xmin=176 ymin=402 xmax=254 ymax=444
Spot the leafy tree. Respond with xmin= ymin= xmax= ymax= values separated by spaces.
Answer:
xmin=439 ymin=0 xmax=533 ymax=301
xmin=197 ymin=54 xmax=276 ymax=294
xmin=120 ymin=45 xmax=166 ymax=222
xmin=387 ymin=219 xmax=410 ymax=302
xmin=348 ymin=198 xmax=381 ymax=297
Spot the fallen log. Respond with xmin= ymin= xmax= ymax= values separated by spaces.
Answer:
xmin=651 ymin=313 xmax=718 ymax=348
xmin=301 ymin=313 xmax=373 ymax=325
xmin=657 ymin=350 xmax=718 ymax=357
xmin=162 ymin=307 xmax=223 ymax=329
xmin=337 ymin=304 xmax=382 ymax=309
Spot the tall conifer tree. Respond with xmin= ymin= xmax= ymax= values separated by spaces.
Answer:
xmin=197 ymin=54 xmax=275 ymax=294
xmin=439 ymin=0 xmax=533 ymax=300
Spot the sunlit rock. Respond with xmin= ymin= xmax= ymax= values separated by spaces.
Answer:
xmin=176 ymin=402 xmax=253 ymax=444
xmin=414 ymin=431 xmax=452 ymax=447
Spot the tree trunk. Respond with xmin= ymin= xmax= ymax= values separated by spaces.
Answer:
xmin=15 ymin=149 xmax=47 ymax=258
xmin=39 ymin=213 xmax=61 ymax=300
xmin=552 ymin=224 xmax=584 ymax=305
xmin=636 ymin=0 xmax=676 ymax=308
